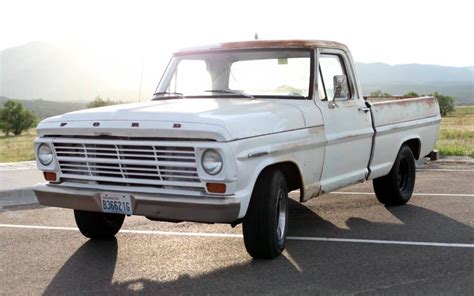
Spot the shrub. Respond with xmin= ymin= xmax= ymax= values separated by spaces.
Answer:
xmin=430 ymin=92 xmax=455 ymax=117
xmin=369 ymin=90 xmax=392 ymax=97
xmin=403 ymin=92 xmax=419 ymax=97
xmin=0 ymin=100 xmax=37 ymax=136
xmin=87 ymin=96 xmax=119 ymax=108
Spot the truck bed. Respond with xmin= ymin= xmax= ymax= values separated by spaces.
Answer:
xmin=367 ymin=96 xmax=441 ymax=179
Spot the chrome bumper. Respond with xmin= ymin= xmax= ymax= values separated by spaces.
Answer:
xmin=33 ymin=183 xmax=240 ymax=223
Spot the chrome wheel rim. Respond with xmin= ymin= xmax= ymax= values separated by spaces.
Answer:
xmin=276 ymin=189 xmax=287 ymax=241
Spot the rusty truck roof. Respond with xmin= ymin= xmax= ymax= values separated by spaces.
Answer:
xmin=174 ymin=40 xmax=349 ymax=54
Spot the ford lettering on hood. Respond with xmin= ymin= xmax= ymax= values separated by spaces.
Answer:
xmin=37 ymin=98 xmax=306 ymax=141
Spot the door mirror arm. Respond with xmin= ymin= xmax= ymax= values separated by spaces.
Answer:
xmin=328 ymin=100 xmax=339 ymax=109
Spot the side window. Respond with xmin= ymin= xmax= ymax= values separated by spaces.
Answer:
xmin=318 ymin=54 xmax=350 ymax=101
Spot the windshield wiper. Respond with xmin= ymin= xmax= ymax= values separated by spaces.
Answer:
xmin=204 ymin=89 xmax=254 ymax=99
xmin=152 ymin=91 xmax=184 ymax=99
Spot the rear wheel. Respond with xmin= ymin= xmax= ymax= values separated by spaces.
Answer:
xmin=243 ymin=169 xmax=288 ymax=259
xmin=373 ymin=145 xmax=416 ymax=206
xmin=74 ymin=210 xmax=125 ymax=239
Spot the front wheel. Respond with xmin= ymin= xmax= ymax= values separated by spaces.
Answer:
xmin=74 ymin=210 xmax=125 ymax=239
xmin=243 ymin=169 xmax=288 ymax=259
xmin=373 ymin=144 xmax=416 ymax=206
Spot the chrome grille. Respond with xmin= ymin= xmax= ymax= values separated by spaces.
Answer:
xmin=52 ymin=139 xmax=203 ymax=190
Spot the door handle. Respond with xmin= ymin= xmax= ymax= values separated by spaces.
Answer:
xmin=358 ymin=107 xmax=370 ymax=113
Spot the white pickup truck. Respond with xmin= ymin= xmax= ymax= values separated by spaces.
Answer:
xmin=33 ymin=40 xmax=441 ymax=259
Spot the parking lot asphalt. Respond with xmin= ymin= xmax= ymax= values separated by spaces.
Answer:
xmin=0 ymin=162 xmax=473 ymax=295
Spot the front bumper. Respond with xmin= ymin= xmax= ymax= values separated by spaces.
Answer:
xmin=33 ymin=183 xmax=241 ymax=223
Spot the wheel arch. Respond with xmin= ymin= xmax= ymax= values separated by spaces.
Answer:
xmin=245 ymin=161 xmax=304 ymax=211
xmin=267 ymin=161 xmax=304 ymax=195
xmin=402 ymin=138 xmax=421 ymax=160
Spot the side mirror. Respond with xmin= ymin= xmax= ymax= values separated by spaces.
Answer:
xmin=333 ymin=75 xmax=348 ymax=100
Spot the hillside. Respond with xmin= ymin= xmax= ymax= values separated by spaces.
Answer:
xmin=1 ymin=41 xmax=473 ymax=104
xmin=357 ymin=62 xmax=474 ymax=104
xmin=0 ymin=97 xmax=86 ymax=120
xmin=360 ymin=82 xmax=473 ymax=105
xmin=0 ymin=41 xmax=152 ymax=102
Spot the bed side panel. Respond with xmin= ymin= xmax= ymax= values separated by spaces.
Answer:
xmin=368 ymin=97 xmax=441 ymax=179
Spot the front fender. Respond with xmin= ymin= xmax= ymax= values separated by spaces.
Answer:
xmin=229 ymin=127 xmax=326 ymax=218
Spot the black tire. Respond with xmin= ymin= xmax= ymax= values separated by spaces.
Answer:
xmin=74 ymin=210 xmax=125 ymax=239
xmin=373 ymin=144 xmax=416 ymax=206
xmin=243 ymin=169 xmax=288 ymax=259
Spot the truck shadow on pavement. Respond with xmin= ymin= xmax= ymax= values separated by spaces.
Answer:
xmin=44 ymin=201 xmax=474 ymax=295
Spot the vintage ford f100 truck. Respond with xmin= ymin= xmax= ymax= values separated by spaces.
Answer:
xmin=33 ymin=40 xmax=441 ymax=258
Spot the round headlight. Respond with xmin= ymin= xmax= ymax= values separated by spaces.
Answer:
xmin=201 ymin=149 xmax=223 ymax=175
xmin=38 ymin=144 xmax=53 ymax=166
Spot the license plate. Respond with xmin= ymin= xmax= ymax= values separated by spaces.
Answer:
xmin=100 ymin=192 xmax=133 ymax=215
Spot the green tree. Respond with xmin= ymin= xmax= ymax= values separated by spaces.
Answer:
xmin=429 ymin=92 xmax=454 ymax=117
xmin=370 ymin=90 xmax=392 ymax=97
xmin=0 ymin=100 xmax=36 ymax=136
xmin=404 ymin=92 xmax=419 ymax=97
xmin=87 ymin=96 xmax=118 ymax=108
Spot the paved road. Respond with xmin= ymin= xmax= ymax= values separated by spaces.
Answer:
xmin=0 ymin=162 xmax=473 ymax=295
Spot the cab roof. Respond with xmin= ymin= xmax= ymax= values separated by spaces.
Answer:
xmin=174 ymin=39 xmax=349 ymax=55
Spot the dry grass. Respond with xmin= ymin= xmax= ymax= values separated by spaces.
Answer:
xmin=437 ymin=106 xmax=474 ymax=157
xmin=0 ymin=129 xmax=36 ymax=162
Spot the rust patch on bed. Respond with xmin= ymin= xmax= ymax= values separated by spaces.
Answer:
xmin=369 ymin=96 xmax=436 ymax=107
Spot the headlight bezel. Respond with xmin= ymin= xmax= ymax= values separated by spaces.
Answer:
xmin=201 ymin=149 xmax=223 ymax=175
xmin=37 ymin=143 xmax=54 ymax=166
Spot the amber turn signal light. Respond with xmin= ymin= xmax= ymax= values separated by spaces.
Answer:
xmin=43 ymin=172 xmax=57 ymax=182
xmin=206 ymin=183 xmax=226 ymax=194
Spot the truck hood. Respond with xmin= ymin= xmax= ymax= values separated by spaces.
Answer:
xmin=39 ymin=98 xmax=306 ymax=141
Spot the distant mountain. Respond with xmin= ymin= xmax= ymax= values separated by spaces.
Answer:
xmin=356 ymin=62 xmax=473 ymax=84
xmin=0 ymin=41 xmax=154 ymax=102
xmin=0 ymin=96 xmax=86 ymax=120
xmin=360 ymin=81 xmax=473 ymax=105
xmin=356 ymin=62 xmax=474 ymax=104
xmin=1 ymin=41 xmax=473 ymax=104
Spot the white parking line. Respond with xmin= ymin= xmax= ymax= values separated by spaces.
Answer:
xmin=1 ymin=223 xmax=473 ymax=248
xmin=286 ymin=236 xmax=474 ymax=248
xmin=0 ymin=224 xmax=78 ymax=231
xmin=0 ymin=167 xmax=38 ymax=172
xmin=331 ymin=192 xmax=474 ymax=197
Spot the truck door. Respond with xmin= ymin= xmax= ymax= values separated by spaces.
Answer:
xmin=315 ymin=49 xmax=374 ymax=192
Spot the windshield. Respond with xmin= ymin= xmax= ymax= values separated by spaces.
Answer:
xmin=155 ymin=49 xmax=312 ymax=99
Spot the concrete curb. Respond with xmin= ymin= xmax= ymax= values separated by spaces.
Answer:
xmin=435 ymin=157 xmax=474 ymax=164
xmin=0 ymin=160 xmax=36 ymax=166
xmin=0 ymin=161 xmax=36 ymax=170
xmin=0 ymin=188 xmax=38 ymax=207
xmin=416 ymin=156 xmax=473 ymax=167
